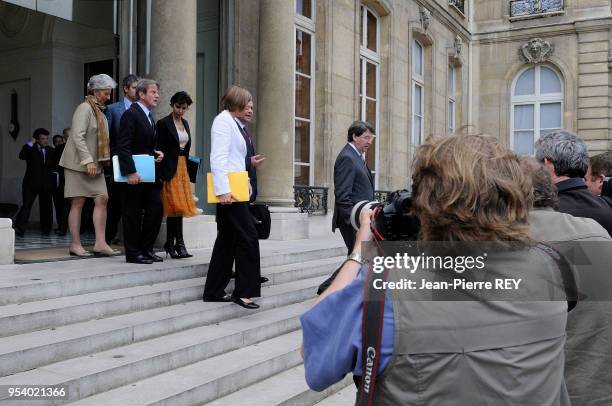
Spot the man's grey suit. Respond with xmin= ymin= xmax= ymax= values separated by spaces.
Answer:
xmin=332 ymin=143 xmax=375 ymax=253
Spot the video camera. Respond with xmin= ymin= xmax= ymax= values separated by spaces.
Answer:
xmin=350 ymin=190 xmax=420 ymax=241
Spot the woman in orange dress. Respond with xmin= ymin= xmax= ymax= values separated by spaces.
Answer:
xmin=157 ymin=91 xmax=198 ymax=258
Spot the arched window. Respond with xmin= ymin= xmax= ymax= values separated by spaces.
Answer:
xmin=511 ymin=65 xmax=563 ymax=155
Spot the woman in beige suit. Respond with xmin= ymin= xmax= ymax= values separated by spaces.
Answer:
xmin=60 ymin=74 xmax=119 ymax=257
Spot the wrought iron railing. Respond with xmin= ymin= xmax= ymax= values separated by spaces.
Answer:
xmin=510 ymin=0 xmax=563 ymax=18
xmin=449 ymin=0 xmax=465 ymax=15
xmin=294 ymin=186 xmax=328 ymax=215
xmin=292 ymin=187 xmax=394 ymax=214
xmin=374 ymin=190 xmax=392 ymax=204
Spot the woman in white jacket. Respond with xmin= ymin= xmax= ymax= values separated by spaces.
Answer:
xmin=202 ymin=86 xmax=261 ymax=309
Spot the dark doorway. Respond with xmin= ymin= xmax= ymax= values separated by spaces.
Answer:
xmin=83 ymin=60 xmax=114 ymax=98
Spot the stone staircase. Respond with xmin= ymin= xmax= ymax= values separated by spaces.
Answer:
xmin=0 ymin=237 xmax=355 ymax=405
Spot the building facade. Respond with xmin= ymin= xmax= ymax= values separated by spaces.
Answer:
xmin=0 ymin=0 xmax=611 ymax=228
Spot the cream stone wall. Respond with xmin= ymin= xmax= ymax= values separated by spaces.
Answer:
xmin=307 ymin=0 xmax=472 ymax=195
xmin=232 ymin=0 xmax=471 ymax=203
xmin=473 ymin=0 xmax=612 ymax=154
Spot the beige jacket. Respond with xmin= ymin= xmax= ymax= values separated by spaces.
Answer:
xmin=60 ymin=102 xmax=107 ymax=173
xmin=529 ymin=208 xmax=612 ymax=406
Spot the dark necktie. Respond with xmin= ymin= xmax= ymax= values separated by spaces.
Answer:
xmin=236 ymin=121 xmax=252 ymax=147
xmin=242 ymin=125 xmax=253 ymax=146
xmin=38 ymin=145 xmax=45 ymax=163
xmin=148 ymin=112 xmax=155 ymax=128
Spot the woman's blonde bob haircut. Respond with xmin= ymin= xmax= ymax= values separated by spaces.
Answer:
xmin=411 ymin=134 xmax=532 ymax=242
xmin=220 ymin=85 xmax=252 ymax=113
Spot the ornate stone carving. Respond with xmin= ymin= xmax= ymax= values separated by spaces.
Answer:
xmin=454 ymin=35 xmax=463 ymax=55
xmin=419 ymin=7 xmax=431 ymax=31
xmin=518 ymin=38 xmax=554 ymax=63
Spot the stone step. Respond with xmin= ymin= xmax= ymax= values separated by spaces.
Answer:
xmin=0 ymin=275 xmax=328 ymax=377
xmin=0 ymin=246 xmax=345 ymax=306
xmin=62 ymin=330 xmax=305 ymax=406
xmin=0 ymin=278 xmax=204 ymax=339
xmin=313 ymin=384 xmax=357 ymax=405
xmin=0 ymin=256 xmax=340 ymax=339
xmin=205 ymin=364 xmax=353 ymax=406
xmin=0 ymin=302 xmax=314 ymax=405
xmin=258 ymin=256 xmax=341 ymax=286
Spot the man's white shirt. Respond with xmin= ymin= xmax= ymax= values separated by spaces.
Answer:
xmin=136 ymin=101 xmax=154 ymax=126
xmin=348 ymin=142 xmax=366 ymax=162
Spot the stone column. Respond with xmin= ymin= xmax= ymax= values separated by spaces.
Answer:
xmin=149 ymin=0 xmax=218 ymax=248
xmin=256 ymin=0 xmax=296 ymax=207
xmin=0 ymin=218 xmax=15 ymax=264
xmin=254 ymin=0 xmax=309 ymax=239
xmin=150 ymin=0 xmax=197 ymax=146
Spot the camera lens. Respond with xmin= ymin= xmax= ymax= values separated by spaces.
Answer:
xmin=350 ymin=200 xmax=380 ymax=231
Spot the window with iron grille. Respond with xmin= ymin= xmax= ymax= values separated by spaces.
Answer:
xmin=449 ymin=0 xmax=465 ymax=15
xmin=510 ymin=0 xmax=563 ymax=19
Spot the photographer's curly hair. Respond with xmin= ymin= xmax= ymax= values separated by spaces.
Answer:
xmin=411 ymin=134 xmax=532 ymax=242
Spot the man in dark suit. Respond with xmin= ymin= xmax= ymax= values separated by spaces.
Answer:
xmin=536 ymin=130 xmax=612 ymax=236
xmin=14 ymin=128 xmax=55 ymax=237
xmin=50 ymin=134 xmax=68 ymax=236
xmin=235 ymin=100 xmax=265 ymax=201
xmin=116 ymin=79 xmax=164 ymax=264
xmin=104 ymin=74 xmax=140 ymax=244
xmin=234 ymin=100 xmax=268 ymax=284
xmin=585 ymin=152 xmax=612 ymax=207
xmin=332 ymin=121 xmax=376 ymax=253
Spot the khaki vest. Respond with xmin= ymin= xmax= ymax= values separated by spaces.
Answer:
xmin=371 ymin=247 xmax=570 ymax=406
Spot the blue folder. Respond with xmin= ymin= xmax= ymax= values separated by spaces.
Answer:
xmin=112 ymin=155 xmax=156 ymax=183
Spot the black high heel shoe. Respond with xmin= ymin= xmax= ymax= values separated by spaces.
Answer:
xmin=175 ymin=239 xmax=193 ymax=258
xmin=163 ymin=241 xmax=180 ymax=259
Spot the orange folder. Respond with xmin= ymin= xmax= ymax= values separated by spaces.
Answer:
xmin=207 ymin=171 xmax=250 ymax=203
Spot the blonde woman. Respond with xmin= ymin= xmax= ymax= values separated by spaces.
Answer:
xmin=60 ymin=74 xmax=119 ymax=257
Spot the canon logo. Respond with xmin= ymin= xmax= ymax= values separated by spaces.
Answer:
xmin=363 ymin=347 xmax=376 ymax=393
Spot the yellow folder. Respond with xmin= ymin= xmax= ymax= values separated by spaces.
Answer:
xmin=207 ymin=171 xmax=250 ymax=203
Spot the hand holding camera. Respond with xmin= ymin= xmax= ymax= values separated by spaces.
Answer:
xmin=350 ymin=190 xmax=420 ymax=241
xmin=353 ymin=208 xmax=374 ymax=253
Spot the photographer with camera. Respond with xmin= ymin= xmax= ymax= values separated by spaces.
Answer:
xmin=301 ymin=134 xmax=570 ymax=405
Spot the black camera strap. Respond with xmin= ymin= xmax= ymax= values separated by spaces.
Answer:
xmin=356 ymin=261 xmax=389 ymax=406
xmin=535 ymin=243 xmax=579 ymax=311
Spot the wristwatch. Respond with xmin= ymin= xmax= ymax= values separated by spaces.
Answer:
xmin=347 ymin=252 xmax=364 ymax=265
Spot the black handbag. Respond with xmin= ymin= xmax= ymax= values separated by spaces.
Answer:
xmin=186 ymin=156 xmax=200 ymax=184
xmin=249 ymin=203 xmax=271 ymax=239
